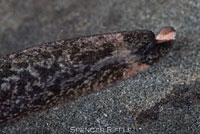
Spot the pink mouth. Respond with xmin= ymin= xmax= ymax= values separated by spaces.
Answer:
xmin=156 ymin=27 xmax=176 ymax=44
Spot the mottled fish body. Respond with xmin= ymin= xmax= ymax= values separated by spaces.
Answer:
xmin=0 ymin=27 xmax=176 ymax=124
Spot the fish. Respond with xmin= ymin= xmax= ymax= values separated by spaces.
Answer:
xmin=0 ymin=27 xmax=176 ymax=124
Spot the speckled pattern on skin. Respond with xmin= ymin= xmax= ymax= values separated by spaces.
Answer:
xmin=0 ymin=29 xmax=174 ymax=124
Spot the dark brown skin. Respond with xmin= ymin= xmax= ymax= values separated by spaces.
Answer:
xmin=0 ymin=27 xmax=176 ymax=124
